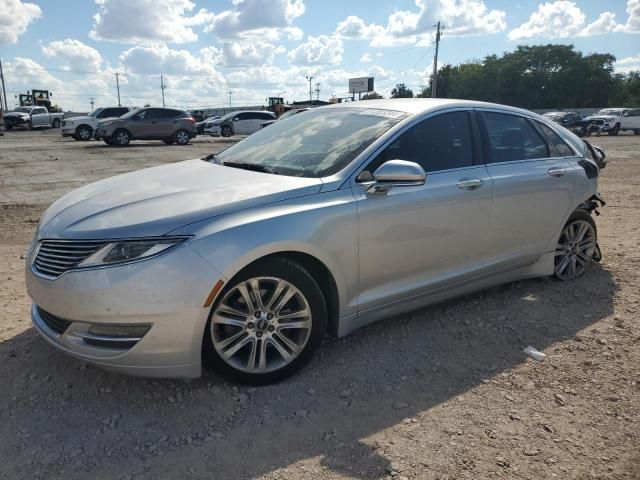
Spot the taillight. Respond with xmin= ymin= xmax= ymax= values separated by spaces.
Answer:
xmin=188 ymin=117 xmax=196 ymax=124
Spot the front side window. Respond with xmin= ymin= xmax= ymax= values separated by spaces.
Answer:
xmin=367 ymin=111 xmax=474 ymax=174
xmin=482 ymin=112 xmax=549 ymax=163
xmin=214 ymin=107 xmax=407 ymax=178
xmin=535 ymin=122 xmax=575 ymax=157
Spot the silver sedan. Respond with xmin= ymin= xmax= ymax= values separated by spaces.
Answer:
xmin=25 ymin=99 xmax=604 ymax=384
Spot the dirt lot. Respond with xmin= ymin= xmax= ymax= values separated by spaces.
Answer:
xmin=0 ymin=129 xmax=638 ymax=480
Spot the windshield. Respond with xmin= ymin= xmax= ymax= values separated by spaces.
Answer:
xmin=214 ymin=107 xmax=407 ymax=178
xmin=15 ymin=107 xmax=32 ymax=113
xmin=121 ymin=108 xmax=143 ymax=119
xmin=543 ymin=113 xmax=562 ymax=120
xmin=597 ymin=109 xmax=622 ymax=117
xmin=278 ymin=109 xmax=301 ymax=120
xmin=88 ymin=108 xmax=103 ymax=117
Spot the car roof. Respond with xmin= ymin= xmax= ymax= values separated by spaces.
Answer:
xmin=321 ymin=98 xmax=540 ymax=118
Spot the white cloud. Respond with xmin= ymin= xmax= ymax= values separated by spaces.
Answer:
xmin=615 ymin=0 xmax=640 ymax=33
xmin=119 ymin=43 xmax=219 ymax=75
xmin=0 ymin=0 xmax=41 ymax=44
xmin=287 ymin=35 xmax=343 ymax=66
xmin=204 ymin=0 xmax=305 ymax=41
xmin=508 ymin=1 xmax=630 ymax=40
xmin=41 ymin=39 xmax=104 ymax=72
xmin=360 ymin=52 xmax=373 ymax=63
xmin=90 ymin=0 xmax=213 ymax=44
xmin=221 ymin=41 xmax=281 ymax=66
xmin=615 ymin=54 xmax=640 ymax=73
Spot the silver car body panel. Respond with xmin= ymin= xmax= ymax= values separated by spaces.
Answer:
xmin=26 ymin=98 xmax=599 ymax=377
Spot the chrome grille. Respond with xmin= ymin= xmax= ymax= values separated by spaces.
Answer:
xmin=33 ymin=239 xmax=107 ymax=277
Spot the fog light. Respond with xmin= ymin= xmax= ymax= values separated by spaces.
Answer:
xmin=88 ymin=324 xmax=150 ymax=338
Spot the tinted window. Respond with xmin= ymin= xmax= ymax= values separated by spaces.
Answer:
xmin=34 ymin=108 xmax=46 ymax=114
xmin=535 ymin=122 xmax=575 ymax=157
xmin=100 ymin=107 xmax=129 ymax=117
xmin=160 ymin=109 xmax=184 ymax=118
xmin=369 ymin=111 xmax=474 ymax=173
xmin=482 ymin=112 xmax=549 ymax=163
xmin=133 ymin=109 xmax=158 ymax=120
xmin=257 ymin=112 xmax=274 ymax=120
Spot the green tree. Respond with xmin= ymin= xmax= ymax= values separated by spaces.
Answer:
xmin=362 ymin=91 xmax=383 ymax=100
xmin=390 ymin=83 xmax=413 ymax=98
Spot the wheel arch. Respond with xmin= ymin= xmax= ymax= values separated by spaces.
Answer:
xmin=75 ymin=124 xmax=93 ymax=134
xmin=214 ymin=250 xmax=341 ymax=337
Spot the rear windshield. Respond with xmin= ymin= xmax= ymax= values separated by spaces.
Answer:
xmin=214 ymin=107 xmax=408 ymax=178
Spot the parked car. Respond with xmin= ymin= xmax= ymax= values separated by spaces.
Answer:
xmin=542 ymin=111 xmax=590 ymax=136
xmin=25 ymin=99 xmax=604 ymax=385
xmin=3 ymin=106 xmax=64 ymax=130
xmin=261 ymin=108 xmax=309 ymax=128
xmin=197 ymin=116 xmax=220 ymax=135
xmin=61 ymin=106 xmax=132 ymax=141
xmin=205 ymin=111 xmax=276 ymax=137
xmin=94 ymin=107 xmax=197 ymax=146
xmin=583 ymin=108 xmax=640 ymax=136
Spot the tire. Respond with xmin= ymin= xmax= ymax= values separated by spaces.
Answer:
xmin=5 ymin=124 xmax=13 ymax=131
xmin=103 ymin=137 xmax=114 ymax=145
xmin=163 ymin=138 xmax=174 ymax=145
xmin=608 ymin=124 xmax=619 ymax=136
xmin=174 ymin=129 xmax=190 ymax=145
xmin=75 ymin=125 xmax=93 ymax=141
xmin=113 ymin=129 xmax=131 ymax=146
xmin=203 ymin=258 xmax=327 ymax=385
xmin=221 ymin=125 xmax=233 ymax=137
xmin=52 ymin=118 xmax=61 ymax=128
xmin=26 ymin=121 xmax=32 ymax=131
xmin=554 ymin=209 xmax=597 ymax=281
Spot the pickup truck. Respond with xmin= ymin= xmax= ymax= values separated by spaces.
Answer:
xmin=3 ymin=106 xmax=65 ymax=130
xmin=583 ymin=108 xmax=640 ymax=136
xmin=61 ymin=106 xmax=132 ymax=140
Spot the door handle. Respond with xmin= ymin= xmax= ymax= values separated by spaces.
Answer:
xmin=456 ymin=178 xmax=483 ymax=190
xmin=548 ymin=167 xmax=567 ymax=177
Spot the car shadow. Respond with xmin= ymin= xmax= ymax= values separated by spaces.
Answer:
xmin=0 ymin=265 xmax=618 ymax=479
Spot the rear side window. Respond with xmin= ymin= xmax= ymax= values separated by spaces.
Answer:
xmin=482 ymin=112 xmax=549 ymax=163
xmin=535 ymin=122 xmax=575 ymax=157
xmin=370 ymin=111 xmax=474 ymax=173
xmin=257 ymin=112 xmax=275 ymax=120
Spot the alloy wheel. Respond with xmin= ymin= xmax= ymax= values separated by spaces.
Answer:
xmin=554 ymin=219 xmax=596 ymax=280
xmin=211 ymin=277 xmax=312 ymax=373
xmin=175 ymin=130 xmax=189 ymax=145
xmin=115 ymin=130 xmax=130 ymax=146
xmin=77 ymin=126 xmax=91 ymax=140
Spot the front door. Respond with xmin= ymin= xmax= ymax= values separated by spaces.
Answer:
xmin=479 ymin=110 xmax=578 ymax=267
xmin=353 ymin=110 xmax=493 ymax=313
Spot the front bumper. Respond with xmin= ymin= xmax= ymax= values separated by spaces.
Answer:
xmin=205 ymin=126 xmax=221 ymax=136
xmin=26 ymin=243 xmax=225 ymax=378
xmin=61 ymin=127 xmax=75 ymax=137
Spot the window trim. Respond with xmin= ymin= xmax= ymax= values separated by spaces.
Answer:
xmin=355 ymin=108 xmax=479 ymax=179
xmin=476 ymin=108 xmax=553 ymax=165
xmin=530 ymin=119 xmax=577 ymax=158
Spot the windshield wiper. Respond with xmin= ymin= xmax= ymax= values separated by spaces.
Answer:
xmin=201 ymin=153 xmax=221 ymax=164
xmin=223 ymin=161 xmax=280 ymax=175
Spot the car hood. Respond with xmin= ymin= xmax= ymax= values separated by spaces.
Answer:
xmin=37 ymin=159 xmax=323 ymax=239
xmin=5 ymin=111 xmax=29 ymax=118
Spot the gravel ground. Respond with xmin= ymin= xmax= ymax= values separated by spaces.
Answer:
xmin=0 ymin=129 xmax=638 ymax=480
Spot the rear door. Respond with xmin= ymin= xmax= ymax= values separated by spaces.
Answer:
xmin=354 ymin=110 xmax=493 ymax=312
xmin=478 ymin=110 xmax=577 ymax=267
xmin=31 ymin=107 xmax=48 ymax=126
xmin=157 ymin=109 xmax=182 ymax=137
xmin=233 ymin=113 xmax=252 ymax=134
xmin=128 ymin=108 xmax=160 ymax=139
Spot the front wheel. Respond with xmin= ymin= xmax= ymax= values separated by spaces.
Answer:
xmin=113 ymin=129 xmax=131 ymax=146
xmin=75 ymin=125 xmax=93 ymax=141
xmin=103 ymin=137 xmax=114 ymax=145
xmin=554 ymin=210 xmax=597 ymax=281
xmin=25 ymin=121 xmax=32 ymax=131
xmin=174 ymin=129 xmax=190 ymax=145
xmin=203 ymin=258 xmax=327 ymax=385
xmin=608 ymin=125 xmax=620 ymax=136
xmin=221 ymin=125 xmax=233 ymax=137
xmin=52 ymin=118 xmax=61 ymax=128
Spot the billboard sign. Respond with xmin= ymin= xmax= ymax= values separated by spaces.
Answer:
xmin=348 ymin=77 xmax=374 ymax=94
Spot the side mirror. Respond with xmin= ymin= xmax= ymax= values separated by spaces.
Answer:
xmin=622 ymin=111 xmax=629 ymax=117
xmin=364 ymin=160 xmax=426 ymax=195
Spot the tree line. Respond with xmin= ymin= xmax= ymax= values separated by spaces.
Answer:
xmin=369 ymin=45 xmax=640 ymax=108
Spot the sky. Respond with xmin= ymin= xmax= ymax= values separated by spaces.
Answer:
xmin=0 ymin=0 xmax=638 ymax=111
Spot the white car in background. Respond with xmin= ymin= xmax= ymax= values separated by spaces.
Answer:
xmin=205 ymin=111 xmax=276 ymax=137
xmin=61 ymin=106 xmax=132 ymax=141
xmin=584 ymin=108 xmax=640 ymax=136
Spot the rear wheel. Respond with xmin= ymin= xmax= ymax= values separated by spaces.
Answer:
xmin=113 ymin=129 xmax=131 ymax=146
xmin=554 ymin=210 xmax=597 ymax=281
xmin=221 ymin=125 xmax=233 ymax=137
xmin=608 ymin=124 xmax=620 ymax=136
xmin=75 ymin=125 xmax=93 ymax=141
xmin=174 ymin=129 xmax=190 ymax=145
xmin=52 ymin=118 xmax=61 ymax=128
xmin=203 ymin=258 xmax=327 ymax=385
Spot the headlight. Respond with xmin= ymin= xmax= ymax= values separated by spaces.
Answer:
xmin=77 ymin=237 xmax=189 ymax=268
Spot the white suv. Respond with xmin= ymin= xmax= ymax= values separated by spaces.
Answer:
xmin=585 ymin=108 xmax=640 ymax=136
xmin=62 ymin=106 xmax=132 ymax=141
xmin=205 ymin=111 xmax=276 ymax=137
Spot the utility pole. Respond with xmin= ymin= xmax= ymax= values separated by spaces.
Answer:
xmin=160 ymin=74 xmax=166 ymax=108
xmin=89 ymin=97 xmax=95 ymax=110
xmin=115 ymin=72 xmax=121 ymax=106
xmin=315 ymin=83 xmax=320 ymax=101
xmin=431 ymin=21 xmax=443 ymax=98
xmin=0 ymin=59 xmax=8 ymax=112
xmin=228 ymin=91 xmax=232 ymax=109
xmin=305 ymin=76 xmax=313 ymax=104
